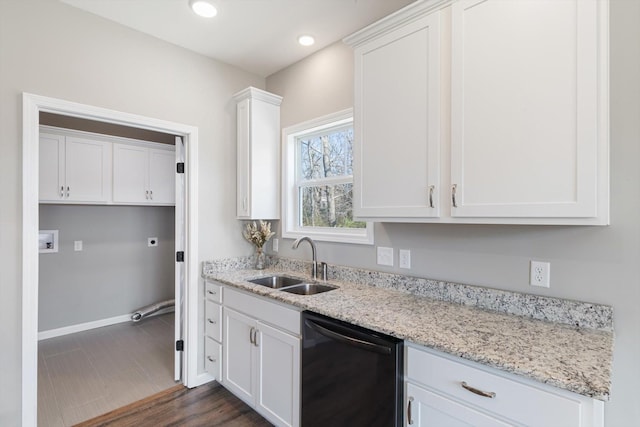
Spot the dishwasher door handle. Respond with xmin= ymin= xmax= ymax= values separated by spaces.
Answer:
xmin=305 ymin=319 xmax=392 ymax=355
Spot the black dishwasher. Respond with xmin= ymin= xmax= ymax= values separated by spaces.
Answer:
xmin=301 ymin=311 xmax=403 ymax=427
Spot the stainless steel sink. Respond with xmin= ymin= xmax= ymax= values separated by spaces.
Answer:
xmin=279 ymin=283 xmax=337 ymax=295
xmin=248 ymin=275 xmax=304 ymax=289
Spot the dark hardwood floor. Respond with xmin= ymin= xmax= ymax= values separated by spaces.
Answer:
xmin=74 ymin=382 xmax=273 ymax=427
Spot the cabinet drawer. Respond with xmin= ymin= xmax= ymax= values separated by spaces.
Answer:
xmin=205 ymin=300 xmax=222 ymax=341
xmin=205 ymin=336 xmax=222 ymax=380
xmin=225 ymin=287 xmax=300 ymax=335
xmin=205 ymin=281 xmax=223 ymax=303
xmin=407 ymin=346 xmax=583 ymax=427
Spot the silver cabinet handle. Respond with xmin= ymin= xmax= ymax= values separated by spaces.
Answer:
xmin=207 ymin=318 xmax=216 ymax=324
xmin=428 ymin=185 xmax=435 ymax=208
xmin=207 ymin=290 xmax=216 ymax=295
xmin=149 ymin=190 xmax=153 ymax=200
xmin=145 ymin=190 xmax=149 ymax=200
xmin=249 ymin=327 xmax=255 ymax=345
xmin=207 ymin=356 xmax=216 ymax=362
xmin=66 ymin=186 xmax=70 ymax=198
xmin=60 ymin=186 xmax=64 ymax=198
xmin=452 ymin=184 xmax=458 ymax=208
xmin=461 ymin=381 xmax=496 ymax=399
xmin=407 ymin=396 xmax=414 ymax=425
xmin=252 ymin=328 xmax=259 ymax=347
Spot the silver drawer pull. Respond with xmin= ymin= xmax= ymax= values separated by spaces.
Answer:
xmin=452 ymin=184 xmax=458 ymax=208
xmin=428 ymin=185 xmax=435 ymax=208
xmin=407 ymin=396 xmax=414 ymax=425
xmin=207 ymin=318 xmax=216 ymax=324
xmin=461 ymin=381 xmax=496 ymax=399
xmin=207 ymin=356 xmax=216 ymax=362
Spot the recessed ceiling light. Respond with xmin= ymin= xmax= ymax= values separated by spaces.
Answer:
xmin=189 ymin=0 xmax=217 ymax=18
xmin=297 ymin=35 xmax=315 ymax=46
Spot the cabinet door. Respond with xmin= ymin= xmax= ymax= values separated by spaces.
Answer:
xmin=148 ymin=148 xmax=175 ymax=204
xmin=450 ymin=0 xmax=601 ymax=219
xmin=64 ymin=136 xmax=111 ymax=202
xmin=406 ymin=382 xmax=511 ymax=427
xmin=112 ymin=143 xmax=148 ymax=203
xmin=236 ymin=98 xmax=251 ymax=218
xmin=256 ymin=321 xmax=300 ymax=427
xmin=39 ymin=133 xmax=65 ymax=201
xmin=353 ymin=11 xmax=441 ymax=219
xmin=223 ymin=307 xmax=256 ymax=405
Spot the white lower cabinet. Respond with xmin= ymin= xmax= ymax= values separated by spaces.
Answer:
xmin=405 ymin=344 xmax=604 ymax=427
xmin=222 ymin=288 xmax=300 ymax=427
xmin=407 ymin=382 xmax=510 ymax=427
xmin=204 ymin=281 xmax=223 ymax=380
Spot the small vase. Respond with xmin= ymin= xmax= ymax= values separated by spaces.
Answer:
xmin=255 ymin=247 xmax=266 ymax=270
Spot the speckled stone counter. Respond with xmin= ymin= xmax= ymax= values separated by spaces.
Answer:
xmin=203 ymin=258 xmax=614 ymax=401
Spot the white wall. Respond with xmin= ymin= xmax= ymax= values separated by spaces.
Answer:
xmin=39 ymin=205 xmax=175 ymax=331
xmin=0 ymin=0 xmax=263 ymax=423
xmin=266 ymin=1 xmax=640 ymax=424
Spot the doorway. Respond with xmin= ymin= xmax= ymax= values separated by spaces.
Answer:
xmin=22 ymin=93 xmax=200 ymax=427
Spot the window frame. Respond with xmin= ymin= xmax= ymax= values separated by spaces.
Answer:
xmin=282 ymin=108 xmax=374 ymax=245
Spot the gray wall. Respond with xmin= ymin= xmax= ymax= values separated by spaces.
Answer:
xmin=0 ymin=0 xmax=263 ymax=423
xmin=39 ymin=205 xmax=175 ymax=331
xmin=266 ymin=2 xmax=640 ymax=425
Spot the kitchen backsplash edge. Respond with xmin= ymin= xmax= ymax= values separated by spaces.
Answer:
xmin=202 ymin=256 xmax=613 ymax=331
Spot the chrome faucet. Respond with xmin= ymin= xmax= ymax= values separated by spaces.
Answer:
xmin=292 ymin=236 xmax=318 ymax=280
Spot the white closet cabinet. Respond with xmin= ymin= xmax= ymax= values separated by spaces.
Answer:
xmin=345 ymin=0 xmax=609 ymax=225
xmin=222 ymin=287 xmax=300 ymax=427
xmin=405 ymin=344 xmax=604 ymax=427
xmin=348 ymin=7 xmax=441 ymax=219
xmin=39 ymin=132 xmax=111 ymax=203
xmin=233 ymin=87 xmax=283 ymax=220
xmin=112 ymin=143 xmax=175 ymax=205
xmin=450 ymin=0 xmax=607 ymax=222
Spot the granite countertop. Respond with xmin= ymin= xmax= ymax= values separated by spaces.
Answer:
xmin=204 ymin=263 xmax=613 ymax=401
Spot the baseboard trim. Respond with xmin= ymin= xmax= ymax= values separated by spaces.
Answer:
xmin=192 ymin=372 xmax=216 ymax=388
xmin=38 ymin=307 xmax=175 ymax=341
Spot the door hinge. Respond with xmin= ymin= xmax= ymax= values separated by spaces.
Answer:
xmin=176 ymin=340 xmax=184 ymax=351
xmin=176 ymin=162 xmax=185 ymax=174
xmin=176 ymin=251 xmax=184 ymax=262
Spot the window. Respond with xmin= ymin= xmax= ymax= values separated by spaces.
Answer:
xmin=282 ymin=109 xmax=373 ymax=244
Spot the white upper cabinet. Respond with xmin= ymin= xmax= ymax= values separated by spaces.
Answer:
xmin=348 ymin=8 xmax=442 ymax=219
xmin=113 ymin=143 xmax=175 ymax=205
xmin=39 ymin=126 xmax=175 ymax=206
xmin=39 ymin=132 xmax=66 ymax=202
xmin=233 ymin=87 xmax=283 ymax=220
xmin=450 ymin=0 xmax=608 ymax=223
xmin=39 ymin=132 xmax=111 ymax=203
xmin=345 ymin=0 xmax=609 ymax=225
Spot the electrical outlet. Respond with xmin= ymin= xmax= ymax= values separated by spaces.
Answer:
xmin=399 ymin=249 xmax=411 ymax=269
xmin=530 ymin=261 xmax=550 ymax=287
xmin=148 ymin=237 xmax=158 ymax=247
xmin=74 ymin=240 xmax=83 ymax=251
xmin=272 ymin=238 xmax=279 ymax=252
xmin=377 ymin=246 xmax=394 ymax=267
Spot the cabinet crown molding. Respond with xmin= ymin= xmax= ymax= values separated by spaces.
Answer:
xmin=343 ymin=0 xmax=451 ymax=47
xmin=232 ymin=86 xmax=282 ymax=106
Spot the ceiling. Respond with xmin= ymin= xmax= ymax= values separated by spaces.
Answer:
xmin=60 ymin=0 xmax=416 ymax=77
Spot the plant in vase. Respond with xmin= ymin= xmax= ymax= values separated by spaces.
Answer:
xmin=243 ymin=220 xmax=275 ymax=269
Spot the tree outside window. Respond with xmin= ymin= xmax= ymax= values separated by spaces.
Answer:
xmin=282 ymin=109 xmax=373 ymax=245
xmin=297 ymin=125 xmax=365 ymax=229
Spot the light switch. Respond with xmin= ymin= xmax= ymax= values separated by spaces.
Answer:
xmin=376 ymin=246 xmax=394 ymax=267
xmin=74 ymin=240 xmax=83 ymax=251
